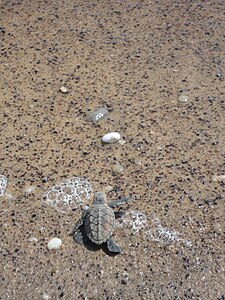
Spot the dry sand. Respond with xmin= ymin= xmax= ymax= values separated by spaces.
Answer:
xmin=0 ymin=0 xmax=224 ymax=299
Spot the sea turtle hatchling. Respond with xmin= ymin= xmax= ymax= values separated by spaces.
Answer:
xmin=73 ymin=192 xmax=130 ymax=253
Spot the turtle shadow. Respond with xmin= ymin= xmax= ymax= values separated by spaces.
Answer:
xmin=72 ymin=224 xmax=121 ymax=256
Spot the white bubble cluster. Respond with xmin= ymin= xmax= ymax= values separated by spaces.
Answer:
xmin=0 ymin=175 xmax=7 ymax=196
xmin=42 ymin=177 xmax=93 ymax=212
xmin=144 ymin=217 xmax=192 ymax=246
xmin=120 ymin=210 xmax=148 ymax=234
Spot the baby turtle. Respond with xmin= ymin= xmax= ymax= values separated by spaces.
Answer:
xmin=73 ymin=192 xmax=122 ymax=253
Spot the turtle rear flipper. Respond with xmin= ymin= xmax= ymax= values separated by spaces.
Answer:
xmin=107 ymin=237 xmax=122 ymax=253
xmin=72 ymin=216 xmax=85 ymax=244
xmin=73 ymin=228 xmax=84 ymax=244
xmin=114 ymin=210 xmax=126 ymax=219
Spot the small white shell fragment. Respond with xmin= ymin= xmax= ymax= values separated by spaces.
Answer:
xmin=118 ymin=139 xmax=126 ymax=145
xmin=47 ymin=238 xmax=62 ymax=250
xmin=178 ymin=95 xmax=189 ymax=103
xmin=104 ymin=185 xmax=114 ymax=192
xmin=4 ymin=193 xmax=13 ymax=200
xmin=28 ymin=237 xmax=39 ymax=243
xmin=211 ymin=174 xmax=225 ymax=182
xmin=102 ymin=132 xmax=121 ymax=144
xmin=24 ymin=185 xmax=37 ymax=194
xmin=59 ymin=86 xmax=68 ymax=93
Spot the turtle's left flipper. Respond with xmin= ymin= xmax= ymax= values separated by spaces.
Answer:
xmin=72 ymin=217 xmax=84 ymax=244
xmin=73 ymin=228 xmax=84 ymax=245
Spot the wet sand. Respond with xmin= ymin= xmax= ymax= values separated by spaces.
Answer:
xmin=0 ymin=0 xmax=224 ymax=299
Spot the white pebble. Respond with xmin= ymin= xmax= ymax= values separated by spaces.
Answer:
xmin=112 ymin=164 xmax=124 ymax=174
xmin=59 ymin=86 xmax=68 ymax=93
xmin=178 ymin=95 xmax=189 ymax=103
xmin=24 ymin=185 xmax=37 ymax=194
xmin=211 ymin=174 xmax=225 ymax=182
xmin=102 ymin=132 xmax=121 ymax=144
xmin=47 ymin=238 xmax=62 ymax=250
xmin=42 ymin=293 xmax=50 ymax=300
xmin=28 ymin=237 xmax=39 ymax=243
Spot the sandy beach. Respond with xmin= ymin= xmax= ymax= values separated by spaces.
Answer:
xmin=0 ymin=1 xmax=224 ymax=299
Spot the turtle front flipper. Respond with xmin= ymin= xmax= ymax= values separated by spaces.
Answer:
xmin=108 ymin=196 xmax=132 ymax=208
xmin=107 ymin=237 xmax=122 ymax=253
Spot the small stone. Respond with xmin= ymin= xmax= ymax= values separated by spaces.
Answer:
xmin=86 ymin=107 xmax=109 ymax=123
xmin=102 ymin=132 xmax=121 ymax=144
xmin=28 ymin=237 xmax=39 ymax=243
xmin=134 ymin=159 xmax=142 ymax=165
xmin=178 ymin=95 xmax=189 ymax=103
xmin=112 ymin=164 xmax=124 ymax=174
xmin=59 ymin=86 xmax=68 ymax=93
xmin=47 ymin=238 xmax=62 ymax=250
xmin=211 ymin=174 xmax=225 ymax=182
xmin=104 ymin=185 xmax=114 ymax=192
xmin=216 ymin=73 xmax=222 ymax=78
xmin=156 ymin=145 xmax=163 ymax=150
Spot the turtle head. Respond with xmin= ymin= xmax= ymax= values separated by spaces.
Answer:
xmin=93 ymin=192 xmax=107 ymax=204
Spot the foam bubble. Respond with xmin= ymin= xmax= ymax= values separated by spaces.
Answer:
xmin=42 ymin=177 xmax=93 ymax=212
xmin=0 ymin=175 xmax=8 ymax=196
xmin=144 ymin=217 xmax=192 ymax=246
xmin=120 ymin=210 xmax=148 ymax=234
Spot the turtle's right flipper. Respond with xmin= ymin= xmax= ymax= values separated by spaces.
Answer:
xmin=108 ymin=196 xmax=132 ymax=208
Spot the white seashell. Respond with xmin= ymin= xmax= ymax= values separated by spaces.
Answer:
xmin=102 ymin=132 xmax=121 ymax=144
xmin=59 ymin=86 xmax=68 ymax=93
xmin=47 ymin=238 xmax=62 ymax=250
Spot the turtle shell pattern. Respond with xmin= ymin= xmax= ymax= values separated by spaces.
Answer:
xmin=84 ymin=203 xmax=115 ymax=244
